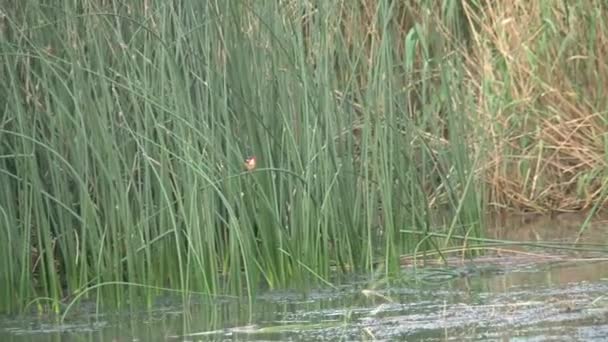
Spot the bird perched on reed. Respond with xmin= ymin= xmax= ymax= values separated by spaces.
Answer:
xmin=244 ymin=156 xmax=256 ymax=171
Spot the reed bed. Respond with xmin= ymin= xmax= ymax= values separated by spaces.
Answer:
xmin=0 ymin=0 xmax=605 ymax=314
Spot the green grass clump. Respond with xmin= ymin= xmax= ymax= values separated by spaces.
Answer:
xmin=1 ymin=0 xmax=605 ymax=315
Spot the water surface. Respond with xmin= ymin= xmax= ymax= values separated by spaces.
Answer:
xmin=2 ymin=214 xmax=608 ymax=341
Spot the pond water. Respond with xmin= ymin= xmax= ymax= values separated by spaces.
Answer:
xmin=2 ymin=213 xmax=608 ymax=341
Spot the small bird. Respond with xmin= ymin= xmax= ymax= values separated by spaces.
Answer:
xmin=244 ymin=156 xmax=256 ymax=171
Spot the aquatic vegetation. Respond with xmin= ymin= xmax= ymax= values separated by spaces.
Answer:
xmin=0 ymin=0 xmax=606 ymax=314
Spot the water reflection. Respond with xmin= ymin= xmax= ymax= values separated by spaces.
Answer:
xmin=1 ymin=213 xmax=608 ymax=341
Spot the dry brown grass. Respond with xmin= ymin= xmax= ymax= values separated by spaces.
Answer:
xmin=461 ymin=0 xmax=608 ymax=212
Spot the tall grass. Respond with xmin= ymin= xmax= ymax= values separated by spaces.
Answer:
xmin=462 ymin=0 xmax=608 ymax=211
xmin=0 ymin=0 xmax=605 ymax=315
